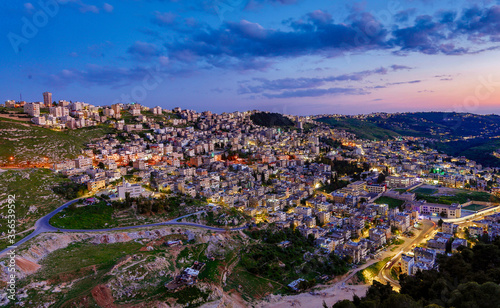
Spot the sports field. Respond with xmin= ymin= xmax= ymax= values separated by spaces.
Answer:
xmin=462 ymin=203 xmax=488 ymax=212
xmin=412 ymin=187 xmax=438 ymax=195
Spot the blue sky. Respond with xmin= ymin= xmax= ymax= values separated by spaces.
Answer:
xmin=1 ymin=0 xmax=500 ymax=115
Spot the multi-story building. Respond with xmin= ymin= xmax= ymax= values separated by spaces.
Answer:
xmin=366 ymin=183 xmax=387 ymax=193
xmin=117 ymin=181 xmax=145 ymax=199
xmin=75 ymin=156 xmax=93 ymax=169
xmin=153 ymin=106 xmax=162 ymax=115
xmin=49 ymin=106 xmax=68 ymax=117
xmin=387 ymin=176 xmax=417 ymax=188
xmin=400 ymin=254 xmax=414 ymax=275
xmin=24 ymin=103 xmax=40 ymax=117
xmin=112 ymin=104 xmax=122 ymax=118
xmin=87 ymin=179 xmax=106 ymax=192
xmin=43 ymin=92 xmax=52 ymax=107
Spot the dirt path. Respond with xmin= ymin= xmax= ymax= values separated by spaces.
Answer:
xmin=91 ymin=284 xmax=117 ymax=308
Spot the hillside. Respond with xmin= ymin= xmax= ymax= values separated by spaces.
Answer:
xmin=0 ymin=117 xmax=114 ymax=166
xmin=0 ymin=169 xmax=70 ymax=249
xmin=318 ymin=112 xmax=500 ymax=140
xmin=250 ymin=112 xmax=295 ymax=128
xmin=317 ymin=112 xmax=500 ymax=167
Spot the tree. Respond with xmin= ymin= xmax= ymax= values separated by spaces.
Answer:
xmin=438 ymin=218 xmax=444 ymax=227
xmin=391 ymin=226 xmax=399 ymax=234
xmin=377 ymin=173 xmax=386 ymax=184
xmin=331 ymin=300 xmax=356 ymax=308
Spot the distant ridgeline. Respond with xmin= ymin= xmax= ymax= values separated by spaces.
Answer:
xmin=250 ymin=112 xmax=295 ymax=128
xmin=317 ymin=112 xmax=500 ymax=167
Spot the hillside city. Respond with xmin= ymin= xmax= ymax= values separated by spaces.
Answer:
xmin=2 ymin=92 xmax=500 ymax=307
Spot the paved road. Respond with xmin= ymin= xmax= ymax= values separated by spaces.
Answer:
xmin=377 ymin=219 xmax=436 ymax=289
xmin=0 ymin=199 xmax=247 ymax=258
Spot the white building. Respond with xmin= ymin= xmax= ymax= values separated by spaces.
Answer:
xmin=117 ymin=181 xmax=145 ymax=199
xmin=24 ymin=103 xmax=40 ymax=117
xmin=400 ymin=254 xmax=414 ymax=275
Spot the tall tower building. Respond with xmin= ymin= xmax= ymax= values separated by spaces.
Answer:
xmin=43 ymin=92 xmax=52 ymax=107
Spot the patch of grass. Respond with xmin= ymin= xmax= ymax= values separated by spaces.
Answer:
xmin=392 ymin=239 xmax=404 ymax=246
xmin=356 ymin=270 xmax=366 ymax=283
xmin=390 ymin=268 xmax=399 ymax=280
xmin=0 ymin=169 xmax=69 ymax=240
xmin=50 ymin=201 xmax=116 ymax=229
xmin=416 ymin=190 xmax=499 ymax=205
xmin=462 ymin=203 xmax=489 ymax=211
xmin=35 ymin=241 xmax=142 ymax=280
xmin=198 ymin=260 xmax=221 ymax=282
xmin=361 ymin=257 xmax=392 ymax=281
xmin=0 ymin=118 xmax=114 ymax=164
xmin=317 ymin=117 xmax=400 ymax=140
xmin=21 ymin=241 xmax=143 ymax=307
xmin=241 ymin=228 xmax=349 ymax=287
xmin=176 ymin=243 xmax=208 ymax=268
xmin=412 ymin=187 xmax=438 ymax=195
xmin=165 ymin=286 xmax=210 ymax=306
xmin=224 ymin=265 xmax=281 ymax=301
xmin=374 ymin=196 xmax=405 ymax=209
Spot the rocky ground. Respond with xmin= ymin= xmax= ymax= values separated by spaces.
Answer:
xmin=0 ymin=227 xmax=250 ymax=307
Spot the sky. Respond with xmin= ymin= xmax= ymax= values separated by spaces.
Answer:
xmin=1 ymin=0 xmax=500 ymax=115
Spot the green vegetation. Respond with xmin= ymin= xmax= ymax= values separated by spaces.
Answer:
xmin=318 ymin=179 xmax=350 ymax=194
xmin=361 ymin=256 xmax=392 ymax=281
xmin=28 ymin=241 xmax=142 ymax=307
xmin=374 ymin=197 xmax=405 ymax=209
xmin=462 ymin=203 xmax=489 ymax=212
xmin=415 ymin=190 xmax=499 ymax=205
xmin=176 ymin=244 xmax=208 ymax=268
xmin=52 ymin=181 xmax=88 ymax=199
xmin=412 ymin=187 xmax=438 ymax=195
xmin=318 ymin=112 xmax=500 ymax=167
xmin=0 ymin=169 xmax=69 ymax=247
xmin=48 ymin=194 xmax=209 ymax=230
xmin=393 ymin=239 xmax=404 ymax=246
xmin=50 ymin=201 xmax=115 ymax=229
xmin=428 ymin=137 xmax=500 ymax=168
xmin=204 ymin=207 xmax=250 ymax=227
xmin=315 ymin=157 xmax=370 ymax=178
xmin=225 ymin=265 xmax=282 ymax=300
xmin=241 ymin=228 xmax=349 ymax=286
xmin=250 ymin=112 xmax=294 ymax=128
xmin=36 ymin=241 xmax=141 ymax=280
xmin=317 ymin=117 xmax=400 ymax=140
xmin=165 ymin=286 xmax=210 ymax=305
xmin=113 ymin=194 xmax=207 ymax=217
xmin=355 ymin=270 xmax=366 ymax=283
xmin=329 ymin=237 xmax=500 ymax=308
xmin=0 ymin=117 xmax=114 ymax=164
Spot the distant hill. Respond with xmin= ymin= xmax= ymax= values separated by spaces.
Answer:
xmin=318 ymin=112 xmax=500 ymax=140
xmin=250 ymin=112 xmax=295 ymax=128
xmin=317 ymin=112 xmax=500 ymax=167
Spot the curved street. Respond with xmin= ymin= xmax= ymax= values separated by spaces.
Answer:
xmin=0 ymin=199 xmax=247 ymax=258
xmin=376 ymin=219 xmax=436 ymax=289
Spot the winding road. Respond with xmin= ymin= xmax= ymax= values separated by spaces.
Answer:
xmin=376 ymin=219 xmax=437 ymax=289
xmin=0 ymin=199 xmax=247 ymax=258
